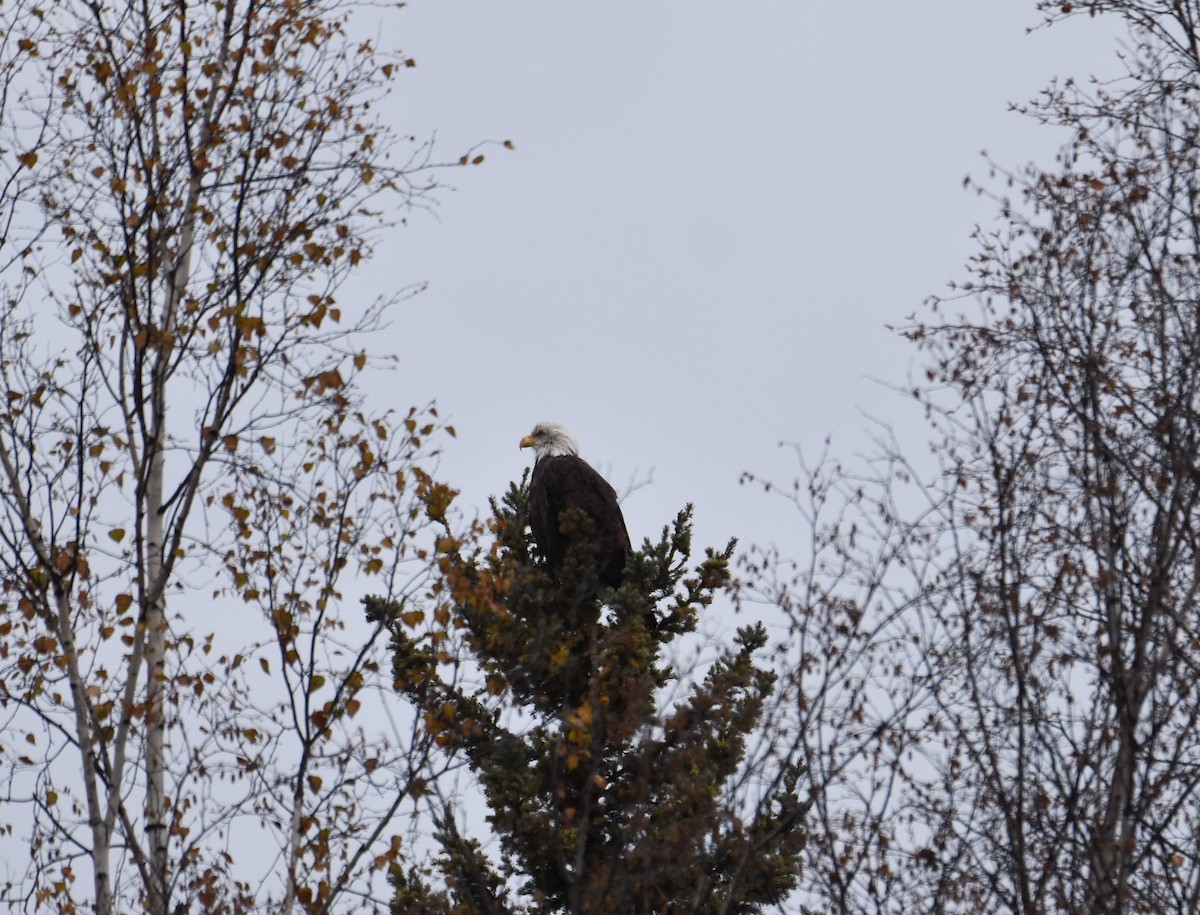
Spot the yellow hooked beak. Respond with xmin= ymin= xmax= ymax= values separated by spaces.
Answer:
xmin=519 ymin=434 xmax=537 ymax=450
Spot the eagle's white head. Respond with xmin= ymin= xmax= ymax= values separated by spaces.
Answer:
xmin=519 ymin=422 xmax=580 ymax=461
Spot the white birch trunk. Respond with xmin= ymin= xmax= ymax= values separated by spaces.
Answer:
xmin=141 ymin=162 xmax=200 ymax=913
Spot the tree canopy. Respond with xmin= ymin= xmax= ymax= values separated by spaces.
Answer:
xmin=0 ymin=1 xmax=459 ymax=911
xmin=746 ymin=3 xmax=1200 ymax=912
xmin=369 ymin=481 xmax=809 ymax=914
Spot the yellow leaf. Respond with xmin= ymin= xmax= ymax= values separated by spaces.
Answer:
xmin=108 ymin=528 xmax=126 ymax=543
xmin=317 ymin=368 xmax=344 ymax=389
xmin=400 ymin=609 xmax=424 ymax=628
xmin=32 ymin=635 xmax=56 ymax=654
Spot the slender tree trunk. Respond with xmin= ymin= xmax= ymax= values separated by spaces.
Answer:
xmin=56 ymin=584 xmax=114 ymax=915
xmin=143 ymin=328 xmax=173 ymax=909
xmin=144 ymin=458 xmax=169 ymax=913
xmin=140 ymin=108 xmax=204 ymax=905
xmin=0 ymin=436 xmax=115 ymax=911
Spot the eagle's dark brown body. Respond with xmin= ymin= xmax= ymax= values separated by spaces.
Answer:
xmin=520 ymin=423 xmax=631 ymax=589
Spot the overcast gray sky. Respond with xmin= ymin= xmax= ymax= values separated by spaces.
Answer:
xmin=355 ymin=2 xmax=1121 ymax=558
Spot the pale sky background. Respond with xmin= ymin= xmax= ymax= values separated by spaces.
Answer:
xmin=354 ymin=2 xmax=1121 ymax=561
xmin=0 ymin=6 xmax=1136 ymax=907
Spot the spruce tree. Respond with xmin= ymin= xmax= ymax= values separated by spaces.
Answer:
xmin=366 ymin=476 xmax=807 ymax=914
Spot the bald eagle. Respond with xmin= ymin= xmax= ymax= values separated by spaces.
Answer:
xmin=519 ymin=423 xmax=631 ymax=589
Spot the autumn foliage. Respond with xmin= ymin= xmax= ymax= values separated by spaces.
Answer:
xmin=0 ymin=0 xmax=458 ymax=912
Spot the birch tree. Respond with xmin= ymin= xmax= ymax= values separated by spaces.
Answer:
xmin=0 ymin=1 xmax=460 ymax=911
xmin=750 ymin=3 xmax=1200 ymax=912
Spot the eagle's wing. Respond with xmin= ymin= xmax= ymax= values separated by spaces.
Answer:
xmin=531 ymin=455 xmax=630 ymax=586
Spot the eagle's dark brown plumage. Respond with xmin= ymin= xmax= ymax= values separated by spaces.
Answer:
xmin=519 ymin=423 xmax=631 ymax=589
